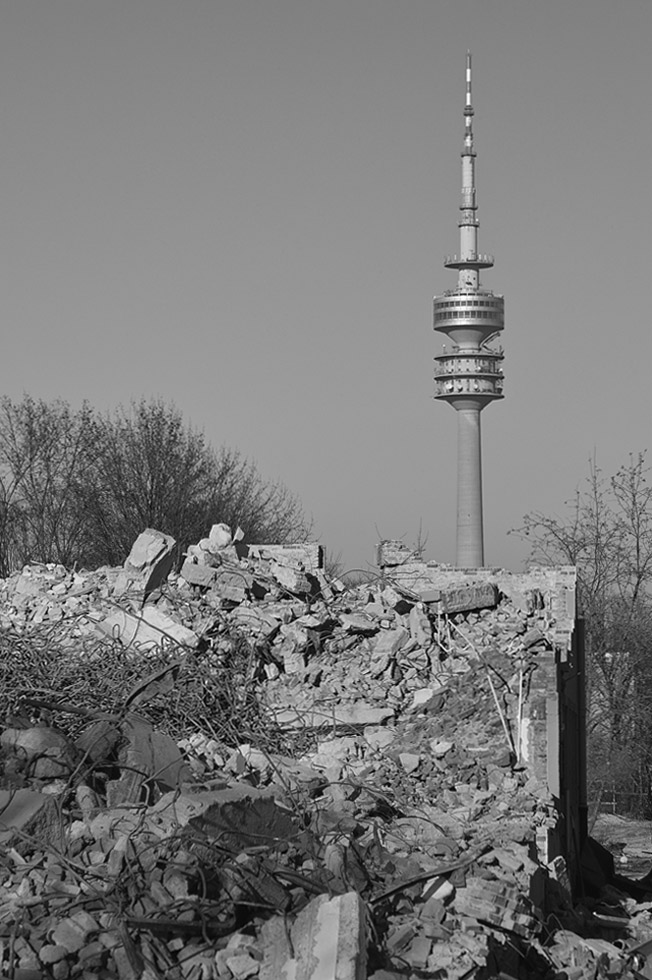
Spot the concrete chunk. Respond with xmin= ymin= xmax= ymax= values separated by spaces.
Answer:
xmin=259 ymin=917 xmax=294 ymax=980
xmin=373 ymin=626 xmax=409 ymax=657
xmin=212 ymin=565 xmax=253 ymax=602
xmin=287 ymin=891 xmax=366 ymax=980
xmin=125 ymin=528 xmax=174 ymax=571
xmin=96 ymin=606 xmax=198 ymax=651
xmin=208 ymin=522 xmax=233 ymax=550
xmin=106 ymin=714 xmax=191 ymax=804
xmin=340 ymin=612 xmax=377 ymax=634
xmin=115 ymin=528 xmax=175 ymax=597
xmin=51 ymin=911 xmax=99 ymax=954
xmin=275 ymin=703 xmax=395 ymax=730
xmin=180 ymin=559 xmax=219 ymax=587
xmin=409 ymin=605 xmax=432 ymax=645
xmin=229 ymin=604 xmax=281 ymax=635
xmin=0 ymin=789 xmax=63 ymax=849
xmin=1 ymin=727 xmax=78 ymax=779
xmin=270 ymin=561 xmax=313 ymax=594
xmin=149 ymin=785 xmax=297 ymax=849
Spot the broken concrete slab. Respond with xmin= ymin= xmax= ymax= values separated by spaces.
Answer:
xmin=179 ymin=559 xmax=220 ymax=588
xmin=363 ymin=727 xmax=397 ymax=752
xmin=259 ymin=917 xmax=294 ymax=980
xmin=181 ymin=559 xmax=255 ymax=598
xmin=229 ymin=604 xmax=281 ymax=636
xmin=409 ymin=605 xmax=432 ymax=646
xmin=149 ymin=785 xmax=296 ymax=849
xmin=275 ymin=703 xmax=395 ymax=730
xmin=87 ymin=805 xmax=161 ymax=843
xmin=75 ymin=720 xmax=122 ymax=765
xmin=114 ymin=528 xmax=175 ymax=598
xmin=95 ymin=605 xmax=198 ymax=651
xmin=409 ymin=687 xmax=441 ymax=712
xmin=0 ymin=789 xmax=64 ymax=849
xmin=290 ymin=891 xmax=367 ymax=980
xmin=340 ymin=612 xmax=378 ymax=633
xmin=212 ymin=565 xmax=254 ymax=602
xmin=373 ymin=626 xmax=409 ymax=657
xmin=106 ymin=714 xmax=191 ymax=804
xmin=124 ymin=528 xmax=174 ymax=572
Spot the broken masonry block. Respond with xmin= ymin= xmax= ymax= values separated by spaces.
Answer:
xmin=245 ymin=542 xmax=323 ymax=572
xmin=376 ymin=540 xmax=423 ymax=567
xmin=440 ymin=582 xmax=499 ymax=614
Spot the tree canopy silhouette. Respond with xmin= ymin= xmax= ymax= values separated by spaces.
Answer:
xmin=0 ymin=396 xmax=311 ymax=573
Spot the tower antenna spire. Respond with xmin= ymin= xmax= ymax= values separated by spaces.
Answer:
xmin=433 ymin=54 xmax=505 ymax=567
xmin=465 ymin=50 xmax=473 ymax=114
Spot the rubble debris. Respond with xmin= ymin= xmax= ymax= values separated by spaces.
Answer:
xmin=244 ymin=542 xmax=323 ymax=572
xmin=0 ymin=528 xmax=649 ymax=979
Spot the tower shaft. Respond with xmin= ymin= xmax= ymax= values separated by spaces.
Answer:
xmin=433 ymin=53 xmax=505 ymax=567
xmin=456 ymin=405 xmax=484 ymax=567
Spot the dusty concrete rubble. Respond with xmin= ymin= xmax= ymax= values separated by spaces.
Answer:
xmin=0 ymin=528 xmax=651 ymax=978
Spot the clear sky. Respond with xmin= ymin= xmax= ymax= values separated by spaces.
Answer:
xmin=1 ymin=0 xmax=650 ymax=572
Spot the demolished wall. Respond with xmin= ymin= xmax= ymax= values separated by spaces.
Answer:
xmin=377 ymin=540 xmax=587 ymax=891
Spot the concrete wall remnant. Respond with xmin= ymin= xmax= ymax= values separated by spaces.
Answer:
xmin=377 ymin=539 xmax=586 ymax=887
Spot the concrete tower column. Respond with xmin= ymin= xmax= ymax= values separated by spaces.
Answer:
xmin=432 ymin=53 xmax=505 ymax=568
xmin=456 ymin=404 xmax=484 ymax=567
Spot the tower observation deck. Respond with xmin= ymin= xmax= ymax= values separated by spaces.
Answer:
xmin=434 ymin=53 xmax=505 ymax=567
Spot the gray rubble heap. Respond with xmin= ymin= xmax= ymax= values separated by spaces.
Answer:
xmin=0 ymin=527 xmax=650 ymax=979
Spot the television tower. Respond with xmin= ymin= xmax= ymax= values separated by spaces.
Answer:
xmin=434 ymin=52 xmax=505 ymax=567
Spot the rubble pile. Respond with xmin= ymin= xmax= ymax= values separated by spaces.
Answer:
xmin=0 ymin=527 xmax=651 ymax=979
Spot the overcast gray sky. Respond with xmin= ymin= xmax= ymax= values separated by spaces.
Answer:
xmin=0 ymin=0 xmax=650 ymax=571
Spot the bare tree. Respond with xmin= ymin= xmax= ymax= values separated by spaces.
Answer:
xmin=80 ymin=399 xmax=218 ymax=565
xmin=0 ymin=396 xmax=312 ymax=573
xmin=207 ymin=446 xmax=312 ymax=545
xmin=0 ymin=396 xmax=98 ymax=572
xmin=81 ymin=399 xmax=312 ymax=565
